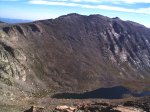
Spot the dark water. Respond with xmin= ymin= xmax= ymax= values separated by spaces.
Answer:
xmin=136 ymin=91 xmax=150 ymax=97
xmin=52 ymin=86 xmax=130 ymax=99
xmin=52 ymin=86 xmax=150 ymax=99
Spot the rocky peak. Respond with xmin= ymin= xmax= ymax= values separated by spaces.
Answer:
xmin=112 ymin=17 xmax=120 ymax=19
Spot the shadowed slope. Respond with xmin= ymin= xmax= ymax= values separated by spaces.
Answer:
xmin=52 ymin=86 xmax=131 ymax=99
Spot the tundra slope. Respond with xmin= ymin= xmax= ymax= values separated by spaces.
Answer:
xmin=0 ymin=14 xmax=150 ymax=103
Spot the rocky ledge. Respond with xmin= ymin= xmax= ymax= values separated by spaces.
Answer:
xmin=24 ymin=96 xmax=150 ymax=112
xmin=53 ymin=102 xmax=145 ymax=112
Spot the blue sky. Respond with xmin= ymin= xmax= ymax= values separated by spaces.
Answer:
xmin=0 ymin=0 xmax=150 ymax=27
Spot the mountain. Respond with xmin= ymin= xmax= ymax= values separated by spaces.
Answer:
xmin=0 ymin=13 xmax=150 ymax=106
xmin=0 ymin=17 xmax=32 ymax=23
xmin=0 ymin=21 xmax=4 ymax=23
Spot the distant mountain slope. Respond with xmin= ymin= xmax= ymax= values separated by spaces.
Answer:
xmin=0 ymin=21 xmax=4 ymax=23
xmin=0 ymin=13 xmax=150 ymax=104
xmin=0 ymin=17 xmax=32 ymax=23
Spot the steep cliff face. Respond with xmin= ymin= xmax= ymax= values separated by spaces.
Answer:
xmin=0 ymin=14 xmax=150 ymax=100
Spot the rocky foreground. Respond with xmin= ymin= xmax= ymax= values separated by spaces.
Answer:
xmin=23 ymin=96 xmax=150 ymax=112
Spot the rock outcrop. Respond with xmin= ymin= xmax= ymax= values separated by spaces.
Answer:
xmin=123 ymin=96 xmax=150 ymax=112
xmin=24 ymin=106 xmax=45 ymax=112
xmin=53 ymin=102 xmax=146 ymax=112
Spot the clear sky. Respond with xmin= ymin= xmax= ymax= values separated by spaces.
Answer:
xmin=0 ymin=0 xmax=150 ymax=27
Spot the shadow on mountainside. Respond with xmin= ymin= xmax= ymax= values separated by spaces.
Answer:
xmin=52 ymin=86 xmax=150 ymax=99
xmin=52 ymin=86 xmax=131 ymax=99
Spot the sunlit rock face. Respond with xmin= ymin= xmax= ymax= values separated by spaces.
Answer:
xmin=0 ymin=41 xmax=26 ymax=82
xmin=0 ymin=13 xmax=150 ymax=97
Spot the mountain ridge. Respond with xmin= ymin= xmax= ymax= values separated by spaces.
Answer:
xmin=0 ymin=17 xmax=32 ymax=24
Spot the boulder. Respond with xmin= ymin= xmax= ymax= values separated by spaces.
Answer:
xmin=24 ymin=106 xmax=44 ymax=112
